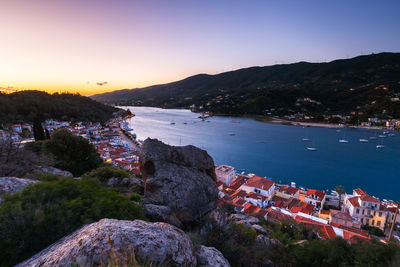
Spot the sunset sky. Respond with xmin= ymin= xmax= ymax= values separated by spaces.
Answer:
xmin=1 ymin=0 xmax=399 ymax=96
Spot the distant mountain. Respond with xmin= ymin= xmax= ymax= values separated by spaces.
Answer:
xmin=91 ymin=53 xmax=400 ymax=118
xmin=0 ymin=91 xmax=124 ymax=125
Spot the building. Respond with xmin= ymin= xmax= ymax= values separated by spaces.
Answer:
xmin=275 ymin=185 xmax=299 ymax=199
xmin=239 ymin=175 xmax=275 ymax=202
xmin=329 ymin=209 xmax=361 ymax=229
xmin=343 ymin=188 xmax=387 ymax=230
xmin=305 ymin=189 xmax=326 ymax=210
xmin=215 ymin=165 xmax=235 ymax=186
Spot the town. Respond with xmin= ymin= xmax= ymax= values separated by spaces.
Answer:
xmin=1 ymin=115 xmax=399 ymax=244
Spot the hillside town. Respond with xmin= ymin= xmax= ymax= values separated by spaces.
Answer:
xmin=1 ymin=116 xmax=399 ymax=244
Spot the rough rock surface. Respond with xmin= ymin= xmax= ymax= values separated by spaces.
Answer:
xmin=37 ymin=166 xmax=73 ymax=177
xmin=196 ymin=245 xmax=231 ymax=267
xmin=17 ymin=219 xmax=197 ymax=267
xmin=144 ymin=203 xmax=182 ymax=228
xmin=0 ymin=177 xmax=37 ymax=201
xmin=139 ymin=138 xmax=218 ymax=223
xmin=252 ymin=224 xmax=267 ymax=234
xmin=107 ymin=177 xmax=144 ymax=194
xmin=229 ymin=214 xmax=259 ymax=226
xmin=255 ymin=234 xmax=282 ymax=248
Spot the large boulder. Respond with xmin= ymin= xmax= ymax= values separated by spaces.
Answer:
xmin=144 ymin=203 xmax=182 ymax=228
xmin=196 ymin=245 xmax=230 ymax=267
xmin=37 ymin=166 xmax=73 ymax=177
xmin=139 ymin=138 xmax=218 ymax=223
xmin=17 ymin=219 xmax=197 ymax=267
xmin=0 ymin=177 xmax=37 ymax=201
xmin=107 ymin=177 xmax=144 ymax=194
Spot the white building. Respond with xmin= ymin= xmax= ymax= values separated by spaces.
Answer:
xmin=305 ymin=189 xmax=326 ymax=210
xmin=239 ymin=175 xmax=275 ymax=202
xmin=215 ymin=165 xmax=235 ymax=186
xmin=343 ymin=188 xmax=388 ymax=230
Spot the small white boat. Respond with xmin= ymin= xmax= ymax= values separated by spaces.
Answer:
xmin=339 ymin=139 xmax=349 ymax=143
xmin=336 ymin=129 xmax=341 ymax=132
xmin=359 ymin=139 xmax=369 ymax=143
xmin=388 ymin=133 xmax=395 ymax=137
xmin=302 ymin=138 xmax=310 ymax=141
xmin=383 ymin=131 xmax=389 ymax=134
xmin=378 ymin=135 xmax=386 ymax=138
xmin=306 ymin=147 xmax=317 ymax=151
xmin=369 ymin=136 xmax=378 ymax=140
xmin=376 ymin=145 xmax=385 ymax=149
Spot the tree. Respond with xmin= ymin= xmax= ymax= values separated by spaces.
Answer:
xmin=33 ymin=118 xmax=45 ymax=141
xmin=335 ymin=185 xmax=345 ymax=210
xmin=42 ymin=129 xmax=102 ymax=176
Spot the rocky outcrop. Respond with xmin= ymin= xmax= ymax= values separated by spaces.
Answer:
xmin=255 ymin=234 xmax=282 ymax=248
xmin=139 ymin=138 xmax=218 ymax=223
xmin=144 ymin=204 xmax=182 ymax=228
xmin=17 ymin=219 xmax=197 ymax=267
xmin=107 ymin=177 xmax=144 ymax=194
xmin=0 ymin=177 xmax=37 ymax=201
xmin=196 ymin=245 xmax=230 ymax=267
xmin=37 ymin=166 xmax=73 ymax=177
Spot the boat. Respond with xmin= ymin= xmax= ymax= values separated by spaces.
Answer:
xmin=183 ymin=122 xmax=187 ymax=125
xmin=359 ymin=139 xmax=368 ymax=143
xmin=302 ymin=138 xmax=310 ymax=141
xmin=378 ymin=134 xmax=386 ymax=138
xmin=170 ymin=122 xmax=176 ymax=125
xmin=338 ymin=139 xmax=349 ymax=143
xmin=229 ymin=133 xmax=235 ymax=136
xmin=383 ymin=131 xmax=389 ymax=134
xmin=336 ymin=129 xmax=341 ymax=132
xmin=388 ymin=133 xmax=395 ymax=137
xmin=376 ymin=144 xmax=385 ymax=149
xmin=306 ymin=147 xmax=317 ymax=151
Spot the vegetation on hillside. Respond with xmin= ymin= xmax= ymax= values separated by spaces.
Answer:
xmin=0 ymin=178 xmax=146 ymax=267
xmin=0 ymin=90 xmax=121 ymax=125
xmin=91 ymin=53 xmax=400 ymax=119
xmin=42 ymin=129 xmax=103 ymax=176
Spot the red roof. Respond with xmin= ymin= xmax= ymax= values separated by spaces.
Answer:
xmin=231 ymin=190 xmax=248 ymax=198
xmin=232 ymin=197 xmax=247 ymax=207
xmin=228 ymin=175 xmax=248 ymax=191
xmin=354 ymin=188 xmax=380 ymax=203
xmin=278 ymin=185 xmax=299 ymax=196
xmin=243 ymin=203 xmax=267 ymax=217
xmin=266 ymin=208 xmax=293 ymax=222
xmin=330 ymin=209 xmax=353 ymax=222
xmin=246 ymin=192 xmax=268 ymax=202
xmin=244 ymin=176 xmax=274 ymax=191
xmin=306 ymin=189 xmax=326 ymax=202
xmin=348 ymin=196 xmax=361 ymax=207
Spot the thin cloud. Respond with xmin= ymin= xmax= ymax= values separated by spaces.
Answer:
xmin=0 ymin=86 xmax=16 ymax=92
xmin=96 ymin=82 xmax=108 ymax=86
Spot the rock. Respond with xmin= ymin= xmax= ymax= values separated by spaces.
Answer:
xmin=144 ymin=204 xmax=182 ymax=228
xmin=17 ymin=219 xmax=197 ymax=267
xmin=252 ymin=224 xmax=267 ymax=234
xmin=255 ymin=234 xmax=282 ymax=248
xmin=196 ymin=245 xmax=230 ymax=267
xmin=107 ymin=177 xmax=144 ymax=194
xmin=229 ymin=213 xmax=259 ymax=225
xmin=139 ymin=138 xmax=218 ymax=223
xmin=0 ymin=177 xmax=37 ymax=201
xmin=37 ymin=166 xmax=73 ymax=177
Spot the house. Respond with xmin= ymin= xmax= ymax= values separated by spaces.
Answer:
xmin=275 ymin=185 xmax=299 ymax=199
xmin=239 ymin=175 xmax=275 ymax=202
xmin=343 ymin=188 xmax=387 ymax=230
xmin=273 ymin=197 xmax=315 ymax=215
xmin=215 ymin=165 xmax=235 ymax=186
xmin=305 ymin=189 xmax=326 ymax=210
xmin=329 ymin=209 xmax=361 ymax=229
xmin=243 ymin=203 xmax=267 ymax=217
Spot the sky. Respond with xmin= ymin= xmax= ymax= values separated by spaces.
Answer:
xmin=0 ymin=0 xmax=399 ymax=96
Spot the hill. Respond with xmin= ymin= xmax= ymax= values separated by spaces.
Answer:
xmin=91 ymin=53 xmax=400 ymax=118
xmin=0 ymin=91 xmax=123 ymax=125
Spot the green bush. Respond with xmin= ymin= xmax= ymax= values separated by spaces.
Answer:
xmin=42 ymin=129 xmax=102 ymax=176
xmin=82 ymin=165 xmax=131 ymax=183
xmin=362 ymin=225 xmax=386 ymax=237
xmin=0 ymin=178 xmax=145 ymax=266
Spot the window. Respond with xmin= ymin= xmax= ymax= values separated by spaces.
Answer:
xmin=361 ymin=218 xmax=364 ymax=223
xmin=336 ymin=219 xmax=339 ymax=223
xmin=362 ymin=209 xmax=365 ymax=215
xmin=379 ymin=212 xmax=382 ymax=217
xmin=356 ymin=208 xmax=360 ymax=214
xmin=377 ymin=221 xmax=381 ymax=227
xmin=372 ymin=220 xmax=375 ymax=226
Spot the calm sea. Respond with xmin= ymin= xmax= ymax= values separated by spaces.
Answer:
xmin=124 ymin=106 xmax=400 ymax=201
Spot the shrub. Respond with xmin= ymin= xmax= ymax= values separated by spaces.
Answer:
xmin=82 ymin=165 xmax=131 ymax=183
xmin=0 ymin=178 xmax=145 ymax=266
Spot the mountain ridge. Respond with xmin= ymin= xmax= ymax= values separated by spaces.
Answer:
xmin=91 ymin=52 xmax=400 ymax=118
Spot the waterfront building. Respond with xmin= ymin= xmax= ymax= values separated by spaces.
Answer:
xmin=343 ymin=188 xmax=388 ymax=230
xmin=239 ymin=175 xmax=275 ymax=203
xmin=215 ymin=165 xmax=235 ymax=186
xmin=305 ymin=189 xmax=326 ymax=210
